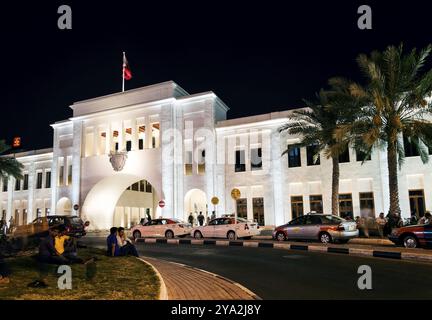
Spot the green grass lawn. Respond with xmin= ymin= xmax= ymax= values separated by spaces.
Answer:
xmin=0 ymin=247 xmax=159 ymax=300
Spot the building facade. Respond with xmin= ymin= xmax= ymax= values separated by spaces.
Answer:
xmin=1 ymin=81 xmax=432 ymax=230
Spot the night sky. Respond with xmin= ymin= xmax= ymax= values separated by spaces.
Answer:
xmin=1 ymin=0 xmax=432 ymax=150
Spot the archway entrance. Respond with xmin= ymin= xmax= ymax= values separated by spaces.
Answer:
xmin=81 ymin=173 xmax=162 ymax=230
xmin=184 ymin=189 xmax=207 ymax=225
xmin=56 ymin=197 xmax=72 ymax=215
xmin=113 ymin=179 xmax=159 ymax=229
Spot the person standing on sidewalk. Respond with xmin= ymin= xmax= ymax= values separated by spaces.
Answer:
xmin=197 ymin=212 xmax=205 ymax=226
xmin=375 ymin=212 xmax=387 ymax=238
xmin=419 ymin=211 xmax=431 ymax=225
xmin=188 ymin=212 xmax=194 ymax=226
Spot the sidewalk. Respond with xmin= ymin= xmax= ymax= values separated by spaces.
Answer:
xmin=140 ymin=256 xmax=260 ymax=300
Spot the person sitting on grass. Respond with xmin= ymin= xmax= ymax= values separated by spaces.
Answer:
xmin=116 ymin=227 xmax=139 ymax=257
xmin=107 ymin=227 xmax=120 ymax=257
xmin=55 ymin=225 xmax=84 ymax=264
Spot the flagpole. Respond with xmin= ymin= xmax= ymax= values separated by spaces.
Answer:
xmin=122 ymin=51 xmax=125 ymax=92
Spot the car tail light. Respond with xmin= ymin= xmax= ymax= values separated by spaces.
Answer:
xmin=244 ymin=224 xmax=249 ymax=230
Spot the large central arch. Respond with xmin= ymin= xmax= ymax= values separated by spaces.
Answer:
xmin=81 ymin=173 xmax=163 ymax=230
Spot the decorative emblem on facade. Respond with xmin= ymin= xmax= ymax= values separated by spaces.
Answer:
xmin=109 ymin=151 xmax=128 ymax=171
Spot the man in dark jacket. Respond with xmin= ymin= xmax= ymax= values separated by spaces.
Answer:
xmin=197 ymin=212 xmax=205 ymax=226
xmin=38 ymin=226 xmax=68 ymax=265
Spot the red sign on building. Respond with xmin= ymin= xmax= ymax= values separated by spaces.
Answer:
xmin=158 ymin=200 xmax=165 ymax=208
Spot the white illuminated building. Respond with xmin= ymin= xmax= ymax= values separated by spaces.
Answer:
xmin=1 ymin=81 xmax=432 ymax=230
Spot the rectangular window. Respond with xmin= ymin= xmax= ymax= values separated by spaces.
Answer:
xmin=126 ymin=140 xmax=132 ymax=152
xmin=151 ymin=123 xmax=160 ymax=148
xmin=253 ymin=197 xmax=265 ymax=225
xmin=36 ymin=208 xmax=42 ymax=219
xmin=45 ymin=171 xmax=51 ymax=189
xmin=251 ymin=148 xmax=263 ymax=170
xmin=197 ymin=149 xmax=205 ymax=175
xmin=338 ymin=194 xmax=353 ymax=219
xmin=309 ymin=195 xmax=323 ymax=213
xmin=36 ymin=172 xmax=43 ymax=189
xmin=356 ymin=150 xmax=371 ymax=162
xmin=288 ymin=144 xmax=301 ymax=168
xmin=236 ymin=198 xmax=247 ymax=219
xmin=291 ymin=196 xmax=303 ymax=219
xmin=184 ymin=151 xmax=193 ymax=176
xmin=15 ymin=179 xmax=21 ymax=191
xmin=2 ymin=178 xmax=7 ymax=192
xmin=67 ymin=165 xmax=72 ymax=185
xmin=145 ymin=181 xmax=152 ymax=193
xmin=306 ymin=145 xmax=320 ymax=166
xmin=338 ymin=147 xmax=350 ymax=163
xmin=409 ymin=189 xmax=425 ymax=218
xmin=235 ymin=150 xmax=246 ymax=172
xmin=139 ymin=180 xmax=145 ymax=192
xmin=15 ymin=209 xmax=20 ymax=225
xmin=138 ymin=125 xmax=145 ymax=150
xmin=59 ymin=165 xmax=64 ymax=186
xmin=359 ymin=192 xmax=375 ymax=218
xmin=138 ymin=139 xmax=144 ymax=150
xmin=45 ymin=208 xmax=51 ymax=216
xmin=404 ymin=137 xmax=419 ymax=157
xmin=23 ymin=174 xmax=29 ymax=190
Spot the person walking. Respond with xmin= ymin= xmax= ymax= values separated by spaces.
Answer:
xmin=375 ymin=212 xmax=387 ymax=238
xmin=197 ymin=212 xmax=205 ymax=226
xmin=188 ymin=212 xmax=194 ymax=226
xmin=8 ymin=216 xmax=15 ymax=234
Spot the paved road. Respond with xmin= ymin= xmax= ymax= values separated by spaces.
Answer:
xmin=83 ymin=237 xmax=432 ymax=299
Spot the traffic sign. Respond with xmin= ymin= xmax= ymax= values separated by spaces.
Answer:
xmin=211 ymin=196 xmax=219 ymax=205
xmin=231 ymin=188 xmax=241 ymax=200
xmin=158 ymin=200 xmax=165 ymax=208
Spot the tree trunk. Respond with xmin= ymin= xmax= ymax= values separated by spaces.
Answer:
xmin=331 ymin=155 xmax=340 ymax=216
xmin=387 ymin=141 xmax=401 ymax=218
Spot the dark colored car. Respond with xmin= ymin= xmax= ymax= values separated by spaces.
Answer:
xmin=388 ymin=224 xmax=432 ymax=248
xmin=13 ymin=215 xmax=89 ymax=239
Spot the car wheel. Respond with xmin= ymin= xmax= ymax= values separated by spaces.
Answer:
xmin=275 ymin=232 xmax=286 ymax=242
xmin=403 ymin=235 xmax=418 ymax=248
xmin=227 ymin=231 xmax=236 ymax=240
xmin=133 ymin=231 xmax=141 ymax=240
xmin=165 ymin=230 xmax=174 ymax=239
xmin=194 ymin=231 xmax=203 ymax=239
xmin=319 ymin=232 xmax=332 ymax=244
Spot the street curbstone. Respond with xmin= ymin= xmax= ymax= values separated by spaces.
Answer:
xmin=308 ymin=245 xmax=328 ymax=253
xmin=137 ymin=258 xmax=168 ymax=300
xmin=216 ymin=240 xmax=229 ymax=246
xmin=243 ymin=241 xmax=259 ymax=247
xmin=136 ymin=237 xmax=432 ymax=263
xmin=373 ymin=251 xmax=401 ymax=259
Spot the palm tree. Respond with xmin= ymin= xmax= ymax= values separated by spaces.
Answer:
xmin=336 ymin=44 xmax=432 ymax=219
xmin=0 ymin=140 xmax=23 ymax=182
xmin=279 ymin=86 xmax=358 ymax=216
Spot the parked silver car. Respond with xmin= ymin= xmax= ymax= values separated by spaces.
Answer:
xmin=273 ymin=213 xmax=359 ymax=244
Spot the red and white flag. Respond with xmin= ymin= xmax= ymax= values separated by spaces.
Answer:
xmin=123 ymin=52 xmax=132 ymax=80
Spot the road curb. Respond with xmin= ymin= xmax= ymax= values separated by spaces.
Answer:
xmin=136 ymin=238 xmax=432 ymax=263
xmin=137 ymin=257 xmax=169 ymax=300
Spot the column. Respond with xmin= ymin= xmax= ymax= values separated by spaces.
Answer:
xmin=7 ymin=178 xmax=13 ymax=225
xmin=161 ymin=104 xmax=174 ymax=218
xmin=145 ymin=117 xmax=151 ymax=149
xmin=27 ymin=163 xmax=36 ymax=223
xmin=118 ymin=121 xmax=125 ymax=152
xmin=51 ymin=129 xmax=59 ymax=214
xmin=270 ymin=129 xmax=284 ymax=226
xmin=93 ymin=126 xmax=98 ymax=156
xmin=72 ymin=121 xmax=83 ymax=216
xmin=131 ymin=118 xmax=138 ymax=151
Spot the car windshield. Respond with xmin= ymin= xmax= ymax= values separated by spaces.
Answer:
xmin=321 ymin=215 xmax=345 ymax=224
xmin=69 ymin=217 xmax=83 ymax=224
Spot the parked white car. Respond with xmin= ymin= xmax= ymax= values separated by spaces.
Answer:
xmin=191 ymin=217 xmax=260 ymax=240
xmin=131 ymin=218 xmax=192 ymax=239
